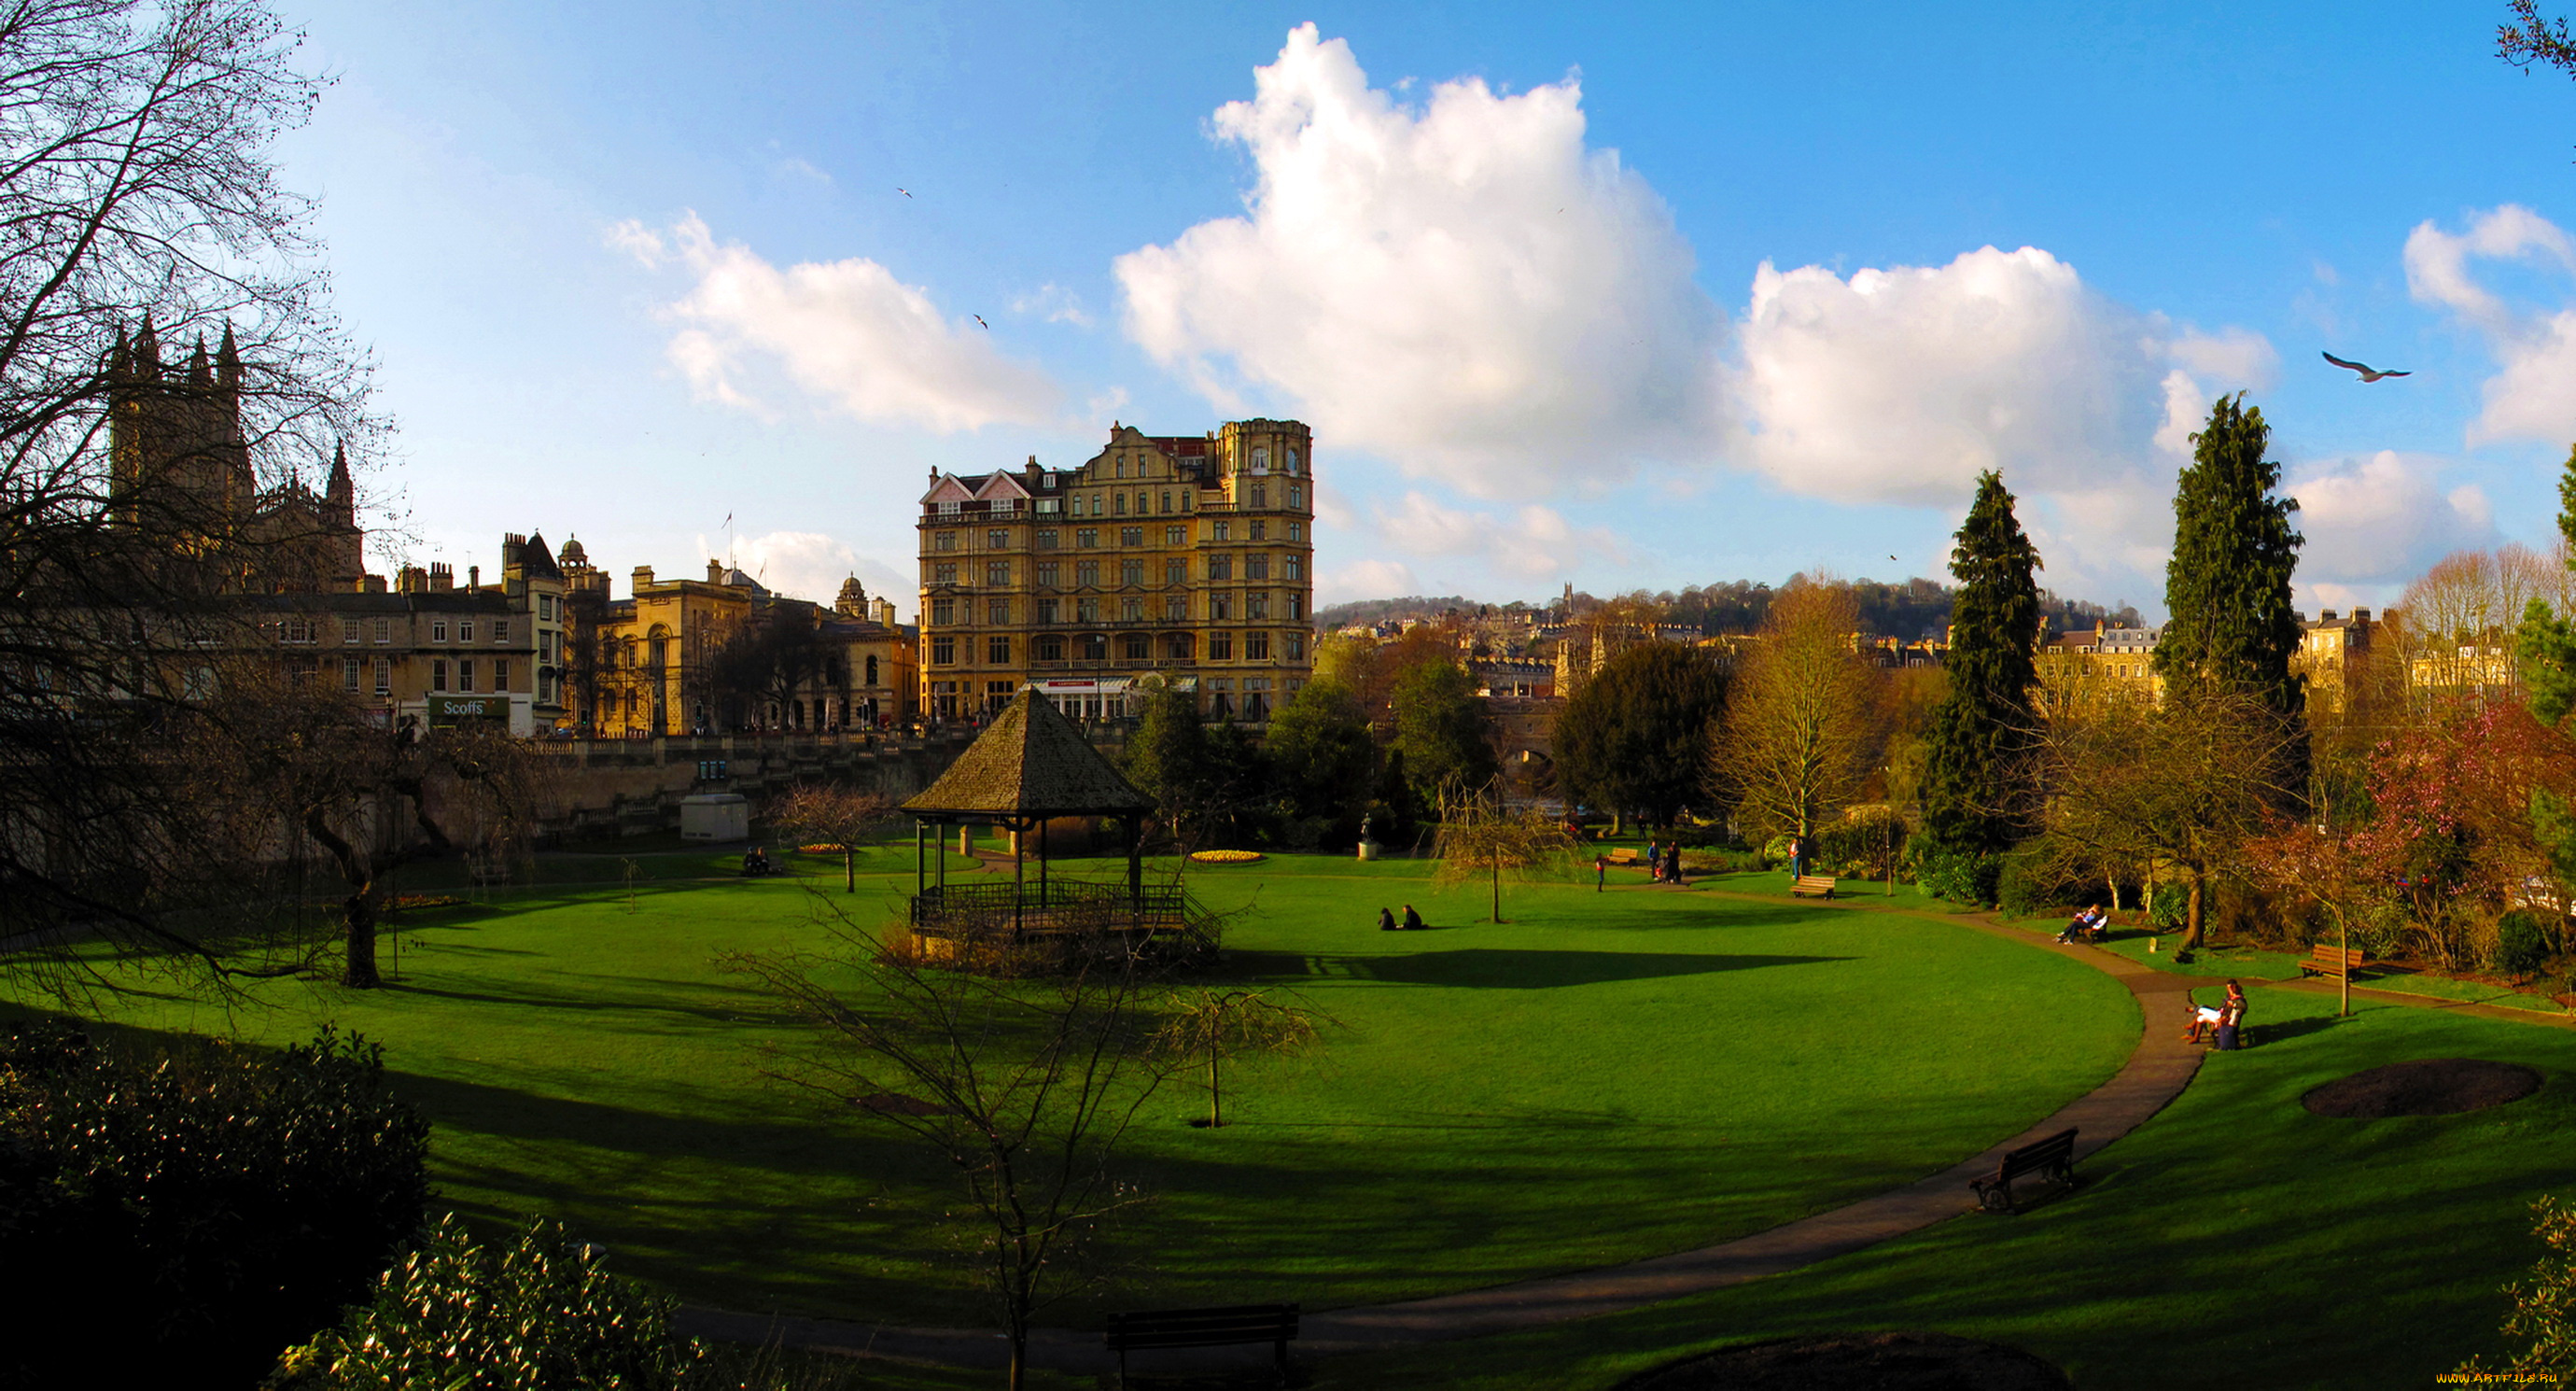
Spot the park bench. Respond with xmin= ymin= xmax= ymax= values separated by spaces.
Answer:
xmin=1970 ymin=1127 xmax=2079 ymax=1214
xmin=1105 ymin=1303 xmax=1299 ymax=1387
xmin=2299 ymin=945 xmax=2370 ymax=980
xmin=1604 ymin=848 xmax=1641 ymax=866
xmin=1791 ymin=874 xmax=1837 ymax=899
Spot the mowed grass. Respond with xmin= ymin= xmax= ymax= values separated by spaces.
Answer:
xmin=2 ymin=850 xmax=2136 ymax=1329
xmin=1314 ymin=984 xmax=2576 ymax=1390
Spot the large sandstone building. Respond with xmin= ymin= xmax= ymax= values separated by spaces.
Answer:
xmin=916 ymin=420 xmax=1317 ymax=721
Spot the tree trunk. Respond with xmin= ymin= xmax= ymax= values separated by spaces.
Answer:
xmin=2183 ymin=874 xmax=2205 ymax=951
xmin=1209 ymin=1047 xmax=1223 ymax=1128
xmin=343 ymin=893 xmax=382 ymax=989
xmin=844 ymin=848 xmax=856 ymax=892
xmin=1492 ymin=861 xmax=1504 ymax=922
xmin=1610 ymin=808 xmax=1626 ymax=837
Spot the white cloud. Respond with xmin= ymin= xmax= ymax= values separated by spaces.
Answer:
xmin=693 ymin=528 xmax=913 ymax=613
xmin=1729 ymin=246 xmax=2272 ymax=507
xmin=1114 ymin=23 xmax=1721 ymax=499
xmin=2404 ymin=205 xmax=2576 ymax=445
xmin=1011 ymin=283 xmax=1094 ymax=328
xmin=612 ymin=213 xmax=1063 ymax=433
xmin=1318 ymin=558 xmax=1420 ymax=606
xmin=1368 ymin=491 xmax=1624 ymax=580
xmin=2283 ymin=451 xmax=2497 ymax=587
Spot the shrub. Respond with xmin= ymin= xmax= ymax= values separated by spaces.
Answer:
xmin=1 ymin=1023 xmax=430 ymax=1390
xmin=1914 ymin=847 xmax=2000 ymax=906
xmin=1995 ymin=845 xmax=2088 ymax=919
xmin=1811 ymin=808 xmax=1908 ymax=878
xmin=2496 ymin=910 xmax=2558 ymax=976
xmin=2148 ymin=883 xmax=2190 ymax=931
xmin=273 ymin=1215 xmax=708 ymax=1391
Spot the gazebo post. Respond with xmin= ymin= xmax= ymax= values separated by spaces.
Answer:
xmin=1127 ymin=815 xmax=1143 ymax=912
xmin=1013 ymin=815 xmax=1027 ymax=942
xmin=1038 ymin=816 xmax=1050 ymax=908
xmin=915 ymin=817 xmax=926 ymax=900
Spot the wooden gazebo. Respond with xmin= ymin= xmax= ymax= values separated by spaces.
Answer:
xmin=900 ymin=689 xmax=1196 ymax=958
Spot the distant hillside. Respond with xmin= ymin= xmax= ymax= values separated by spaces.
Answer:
xmin=1314 ymin=596 xmax=1478 ymax=628
xmin=1322 ymin=580 xmax=2141 ymax=640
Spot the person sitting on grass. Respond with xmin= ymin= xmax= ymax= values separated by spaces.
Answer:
xmin=1378 ymin=906 xmax=1398 ymax=932
xmin=741 ymin=847 xmax=774 ymax=878
xmin=1401 ymin=904 xmax=1425 ymax=931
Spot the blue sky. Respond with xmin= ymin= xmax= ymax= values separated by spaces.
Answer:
xmin=273 ymin=1 xmax=2576 ymax=620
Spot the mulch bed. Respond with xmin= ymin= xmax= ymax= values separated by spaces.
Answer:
xmin=1618 ymin=1331 xmax=2072 ymax=1390
xmin=2302 ymin=1059 xmax=2542 ymax=1118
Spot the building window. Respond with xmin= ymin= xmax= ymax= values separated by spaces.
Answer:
xmin=987 ymin=597 xmax=1011 ymax=625
xmin=934 ymin=563 xmax=958 ymax=584
xmin=1114 ymin=459 xmax=1127 ymax=479
xmin=1076 ymin=597 xmax=1101 ymax=623
xmin=988 ymin=635 xmax=1012 ymax=664
xmin=1166 ymin=633 xmax=1193 ymax=660
xmin=1079 ymin=633 xmax=1107 ymax=661
xmin=1251 ymin=485 xmax=1267 ymax=508
xmin=1288 ymin=484 xmax=1305 ymax=509
xmin=1212 ymin=520 xmax=1230 ymax=541
xmin=1037 ymin=497 xmax=1060 ymax=514
xmin=373 ymin=658 xmax=391 ymax=695
xmin=1160 ymin=490 xmax=1173 ymax=513
xmin=1120 ymin=527 xmax=1142 ymax=547
xmin=1036 ymin=634 xmax=1065 ymax=661
xmin=931 ymin=597 xmax=956 ymax=625
xmin=493 ymin=619 xmax=509 ymax=643
xmin=1121 ymin=559 xmax=1143 ymax=585
xmin=1121 ymin=597 xmax=1142 ymax=622
xmin=864 ymin=654 xmax=879 ymax=685
xmin=1288 ymin=521 xmax=1304 ymax=541
xmin=931 ymin=635 xmax=956 ymax=665
xmin=935 ymin=500 xmax=959 ymax=516
xmin=1113 ymin=492 xmax=1127 ymax=514
xmin=1251 ymin=446 xmax=1269 ymax=474
xmin=1288 ymin=593 xmax=1306 ymax=621
xmin=494 ymin=659 xmax=510 ymax=691
xmin=1248 ymin=555 xmax=1269 ymax=580
xmin=342 ymin=619 xmax=360 ymax=644
xmin=1076 ymin=559 xmax=1099 ymax=586
xmin=1164 ymin=559 xmax=1187 ymax=586
xmin=1246 ymin=633 xmax=1271 ymax=661
xmin=935 ymin=530 xmax=957 ymax=551
xmin=1038 ymin=597 xmax=1060 ymax=624
xmin=1210 ymin=634 xmax=1233 ymax=660
xmin=1286 ymin=446 xmax=1300 ymax=474
xmin=1037 ymin=528 xmax=1059 ymax=550
xmin=431 ymin=659 xmax=447 ymax=691
xmin=1248 ymin=520 xmax=1267 ymax=541
xmin=1181 ymin=491 xmax=1194 ymax=512
xmin=1166 ymin=526 xmax=1185 ymax=546
xmin=987 ymin=529 xmax=1009 ymax=548
xmin=455 ymin=659 xmax=476 ymax=692
xmin=539 ymin=594 xmax=556 ymax=620
xmin=1165 ymin=595 xmax=1187 ymax=621
xmin=459 ymin=622 xmax=475 ymax=643
xmin=1212 ymin=593 xmax=1234 ymax=620
xmin=987 ymin=560 xmax=1010 ymax=585
xmin=1286 ymin=633 xmax=1307 ymax=660
xmin=373 ymin=618 xmax=391 ymax=643
xmin=1249 ymin=593 xmax=1270 ymax=620
xmin=1285 ymin=555 xmax=1305 ymax=581
xmin=1076 ymin=527 xmax=1099 ymax=548
xmin=343 ymin=656 xmax=361 ymax=691
xmin=1037 ymin=560 xmax=1059 ymax=586
xmin=1124 ymin=633 xmax=1149 ymax=660
xmin=282 ymin=617 xmax=316 ymax=644
xmin=1210 ymin=555 xmax=1233 ymax=581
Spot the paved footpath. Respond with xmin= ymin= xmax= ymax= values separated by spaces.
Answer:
xmin=677 ymin=892 xmax=2215 ymax=1374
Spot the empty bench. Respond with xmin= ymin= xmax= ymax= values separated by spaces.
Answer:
xmin=1792 ymin=874 xmax=1837 ymax=899
xmin=1105 ymin=1303 xmax=1299 ymax=1387
xmin=1970 ymin=1127 xmax=2078 ymax=1214
xmin=2299 ymin=945 xmax=2370 ymax=980
xmin=1604 ymin=848 xmax=1641 ymax=866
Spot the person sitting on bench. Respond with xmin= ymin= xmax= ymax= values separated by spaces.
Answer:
xmin=1401 ymin=904 xmax=1425 ymax=931
xmin=2056 ymin=906 xmax=2107 ymax=944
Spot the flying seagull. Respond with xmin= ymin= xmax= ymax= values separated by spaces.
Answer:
xmin=896 ymin=187 xmax=911 ymax=198
xmin=2323 ymin=351 xmax=2410 ymax=383
xmin=973 ymin=315 xmax=988 ymax=330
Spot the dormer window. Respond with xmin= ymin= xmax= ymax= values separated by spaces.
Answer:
xmin=935 ymin=500 xmax=959 ymax=515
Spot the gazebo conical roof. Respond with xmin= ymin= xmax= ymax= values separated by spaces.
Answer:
xmin=903 ymin=688 xmax=1154 ymax=819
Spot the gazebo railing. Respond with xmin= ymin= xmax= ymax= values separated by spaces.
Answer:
xmin=910 ymin=877 xmax=1189 ymax=934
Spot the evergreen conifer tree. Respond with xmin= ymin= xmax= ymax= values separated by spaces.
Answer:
xmin=2156 ymin=394 xmax=2305 ymax=712
xmin=1920 ymin=471 xmax=2042 ymax=856
xmin=2515 ymin=444 xmax=2576 ymax=727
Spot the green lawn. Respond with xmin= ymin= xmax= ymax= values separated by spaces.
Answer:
xmin=1313 ymin=984 xmax=2575 ymax=1389
xmin=3 ymin=851 xmax=2135 ymax=1333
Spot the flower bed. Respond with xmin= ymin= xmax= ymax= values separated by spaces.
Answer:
xmin=385 ymin=893 xmax=465 ymax=911
xmin=1187 ymin=850 xmax=1265 ymax=864
xmin=798 ymin=844 xmax=849 ymax=854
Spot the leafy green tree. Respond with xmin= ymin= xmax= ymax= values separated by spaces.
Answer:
xmin=2518 ymin=444 xmax=2576 ymax=729
xmin=1264 ymin=676 xmax=1376 ymax=825
xmin=1552 ymin=641 xmax=1729 ymax=833
xmin=2155 ymin=394 xmax=2306 ymax=714
xmin=1391 ymin=659 xmax=1498 ymax=805
xmin=1921 ymin=471 xmax=2043 ymax=856
xmin=1124 ymin=681 xmax=1212 ymax=832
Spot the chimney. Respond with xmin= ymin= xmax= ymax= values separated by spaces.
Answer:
xmin=427 ymin=561 xmax=453 ymax=592
xmin=501 ymin=533 xmax=525 ymax=575
xmin=2320 ymin=609 xmax=2337 ymax=622
xmin=2354 ymin=607 xmax=2372 ymax=623
xmin=396 ymin=565 xmax=427 ymax=594
xmin=709 ymin=558 xmax=728 ymax=583
xmin=632 ymin=565 xmax=655 ymax=593
xmin=873 ymin=597 xmax=897 ymax=627
xmin=468 ymin=565 xmax=480 ymax=589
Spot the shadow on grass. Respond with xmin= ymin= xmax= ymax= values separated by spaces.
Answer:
xmin=1225 ymin=948 xmax=1855 ymax=989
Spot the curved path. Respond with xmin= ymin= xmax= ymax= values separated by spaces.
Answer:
xmin=675 ymin=893 xmax=2213 ymax=1374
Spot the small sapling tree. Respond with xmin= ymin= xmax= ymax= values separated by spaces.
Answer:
xmin=1155 ymin=988 xmax=1323 ymax=1129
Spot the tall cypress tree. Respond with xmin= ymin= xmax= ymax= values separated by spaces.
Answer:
xmin=2515 ymin=443 xmax=2576 ymax=727
xmin=2156 ymin=394 xmax=2304 ymax=712
xmin=1921 ymin=471 xmax=2042 ymax=855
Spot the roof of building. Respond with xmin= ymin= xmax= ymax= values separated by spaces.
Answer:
xmin=519 ymin=532 xmax=564 ymax=583
xmin=902 ymin=688 xmax=1154 ymax=819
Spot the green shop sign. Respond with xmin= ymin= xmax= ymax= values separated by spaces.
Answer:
xmin=427 ymin=694 xmax=508 ymax=727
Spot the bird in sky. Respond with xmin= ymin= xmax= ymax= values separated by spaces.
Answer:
xmin=1888 ymin=555 xmax=1899 ymax=562
xmin=973 ymin=315 xmax=988 ymax=330
xmin=2322 ymin=351 xmax=2410 ymax=383
xmin=896 ymin=187 xmax=911 ymax=198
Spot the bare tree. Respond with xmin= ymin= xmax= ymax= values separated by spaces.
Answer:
xmin=1153 ymin=988 xmax=1322 ymax=1130
xmin=767 ymin=783 xmax=894 ymax=892
xmin=731 ymin=909 xmax=1176 ymax=1391
xmin=0 ymin=0 xmax=380 ymax=974
xmin=1713 ymin=578 xmax=1882 ymax=844
xmin=1433 ymin=788 xmax=1581 ymax=923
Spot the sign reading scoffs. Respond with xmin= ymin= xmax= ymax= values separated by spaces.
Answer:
xmin=427 ymin=694 xmax=507 ymax=727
